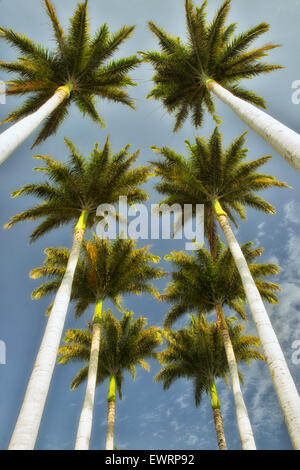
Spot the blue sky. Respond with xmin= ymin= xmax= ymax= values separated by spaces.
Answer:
xmin=0 ymin=0 xmax=300 ymax=450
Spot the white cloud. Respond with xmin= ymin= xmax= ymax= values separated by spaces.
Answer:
xmin=284 ymin=200 xmax=300 ymax=225
xmin=184 ymin=433 xmax=198 ymax=447
xmin=175 ymin=393 xmax=190 ymax=409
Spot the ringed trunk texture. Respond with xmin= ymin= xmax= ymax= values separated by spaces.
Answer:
xmin=75 ymin=300 xmax=103 ymax=450
xmin=206 ymin=80 xmax=300 ymax=173
xmin=214 ymin=200 xmax=300 ymax=450
xmin=105 ymin=376 xmax=116 ymax=450
xmin=0 ymin=85 xmax=72 ymax=166
xmin=212 ymin=408 xmax=227 ymax=451
xmin=8 ymin=210 xmax=88 ymax=451
xmin=216 ymin=305 xmax=256 ymax=450
xmin=210 ymin=382 xmax=227 ymax=450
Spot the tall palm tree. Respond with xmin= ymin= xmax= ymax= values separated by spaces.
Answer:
xmin=6 ymin=138 xmax=150 ymax=450
xmin=151 ymin=128 xmax=288 ymax=258
xmin=0 ymin=0 xmax=140 ymax=165
xmin=151 ymin=128 xmax=300 ymax=449
xmin=31 ymin=235 xmax=165 ymax=450
xmin=58 ymin=309 xmax=162 ymax=450
xmin=162 ymin=239 xmax=279 ymax=450
xmin=141 ymin=0 xmax=300 ymax=173
xmin=156 ymin=314 xmax=264 ymax=450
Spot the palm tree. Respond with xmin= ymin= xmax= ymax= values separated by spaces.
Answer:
xmin=58 ymin=309 xmax=162 ymax=450
xmin=6 ymin=138 xmax=150 ymax=450
xmin=151 ymin=128 xmax=300 ymax=449
xmin=156 ymin=314 xmax=264 ymax=450
xmin=0 ymin=0 xmax=140 ymax=165
xmin=141 ymin=0 xmax=300 ymax=173
xmin=162 ymin=239 xmax=279 ymax=450
xmin=31 ymin=235 xmax=165 ymax=450
xmin=151 ymin=128 xmax=288 ymax=258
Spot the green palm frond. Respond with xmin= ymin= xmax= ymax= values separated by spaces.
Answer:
xmin=156 ymin=314 xmax=263 ymax=407
xmin=151 ymin=127 xmax=289 ymax=247
xmin=58 ymin=309 xmax=162 ymax=397
xmin=31 ymin=234 xmax=166 ymax=317
xmin=163 ymin=238 xmax=280 ymax=328
xmin=141 ymin=0 xmax=282 ymax=131
xmin=0 ymin=0 xmax=140 ymax=145
xmin=6 ymin=138 xmax=151 ymax=242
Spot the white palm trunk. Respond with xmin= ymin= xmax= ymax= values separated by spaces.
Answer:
xmin=75 ymin=307 xmax=102 ymax=450
xmin=105 ymin=402 xmax=116 ymax=451
xmin=216 ymin=305 xmax=256 ymax=450
xmin=105 ymin=376 xmax=116 ymax=451
xmin=0 ymin=85 xmax=71 ymax=166
xmin=214 ymin=201 xmax=300 ymax=450
xmin=206 ymin=80 xmax=300 ymax=173
xmin=8 ymin=211 xmax=87 ymax=451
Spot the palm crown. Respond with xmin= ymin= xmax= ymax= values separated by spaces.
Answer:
xmin=141 ymin=0 xmax=282 ymax=131
xmin=156 ymin=314 xmax=264 ymax=406
xmin=58 ymin=309 xmax=162 ymax=395
xmin=30 ymin=235 xmax=166 ymax=316
xmin=162 ymin=238 xmax=280 ymax=327
xmin=0 ymin=0 xmax=140 ymax=146
xmin=151 ymin=127 xmax=288 ymax=252
xmin=5 ymin=137 xmax=150 ymax=242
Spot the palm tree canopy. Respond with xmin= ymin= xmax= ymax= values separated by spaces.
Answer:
xmin=156 ymin=314 xmax=264 ymax=406
xmin=162 ymin=238 xmax=280 ymax=327
xmin=0 ymin=0 xmax=140 ymax=146
xmin=30 ymin=235 xmax=166 ymax=317
xmin=58 ymin=309 xmax=162 ymax=397
xmin=151 ymin=127 xmax=289 ymax=247
xmin=141 ymin=0 xmax=282 ymax=131
xmin=5 ymin=137 xmax=150 ymax=242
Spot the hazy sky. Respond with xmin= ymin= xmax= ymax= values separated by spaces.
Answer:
xmin=0 ymin=0 xmax=300 ymax=450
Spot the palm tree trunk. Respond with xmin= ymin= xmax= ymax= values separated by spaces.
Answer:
xmin=210 ymin=382 xmax=227 ymax=450
xmin=213 ymin=199 xmax=300 ymax=450
xmin=75 ymin=300 xmax=103 ymax=450
xmin=208 ymin=224 xmax=255 ymax=449
xmin=8 ymin=210 xmax=88 ymax=451
xmin=206 ymin=79 xmax=300 ymax=173
xmin=105 ymin=376 xmax=116 ymax=450
xmin=216 ymin=304 xmax=256 ymax=450
xmin=207 ymin=205 xmax=218 ymax=258
xmin=0 ymin=85 xmax=72 ymax=166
